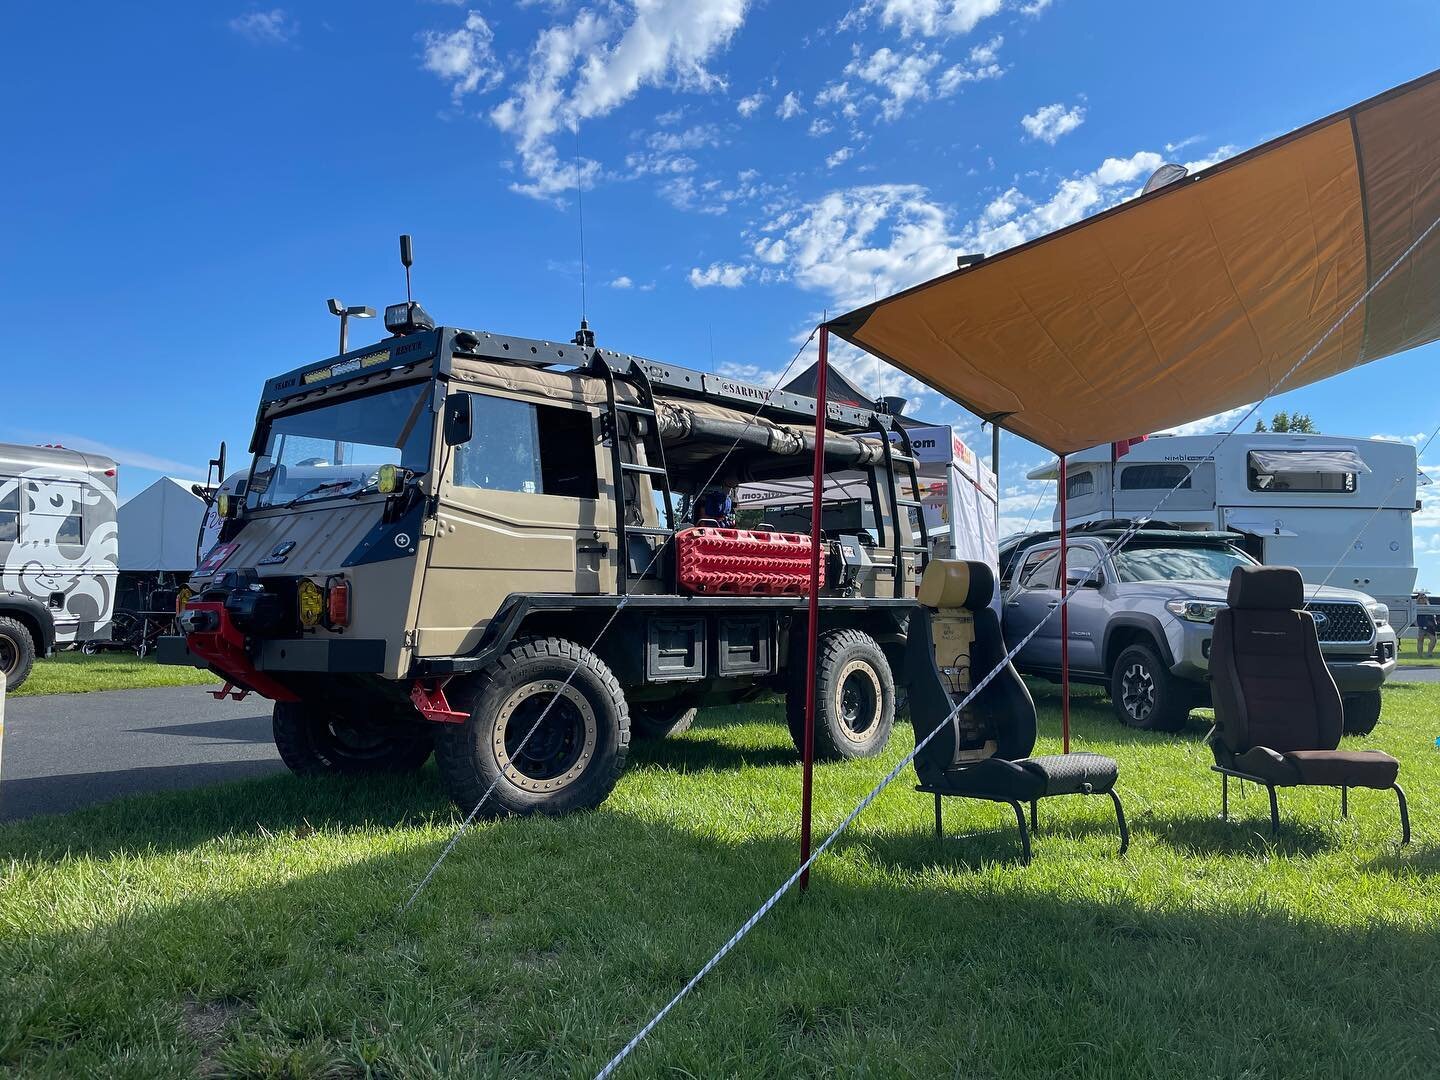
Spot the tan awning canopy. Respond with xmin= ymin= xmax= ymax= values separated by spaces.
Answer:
xmin=827 ymin=69 xmax=1440 ymax=454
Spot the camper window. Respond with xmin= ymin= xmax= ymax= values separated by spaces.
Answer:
xmin=1120 ymin=464 xmax=1193 ymax=490
xmin=1247 ymin=449 xmax=1364 ymax=493
xmin=1065 ymin=469 xmax=1096 ymax=499
xmin=25 ymin=480 xmax=84 ymax=550
xmin=0 ymin=482 xmax=17 ymax=542
xmin=454 ymin=394 xmax=598 ymax=500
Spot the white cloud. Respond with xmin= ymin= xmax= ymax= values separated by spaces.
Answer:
xmin=1156 ymin=406 xmax=1255 ymax=437
xmin=645 ymin=123 xmax=722 ymax=152
xmin=936 ymin=35 xmax=1004 ymax=94
xmin=809 ymin=117 xmax=834 ymax=137
xmin=1371 ymin=432 xmax=1430 ymax=446
xmin=845 ymin=47 xmax=939 ymax=121
xmin=737 ymin=92 xmax=767 ymax=117
xmin=421 ymin=12 xmax=501 ymax=103
xmin=689 ymin=262 xmax=752 ymax=288
xmin=776 ymin=91 xmax=805 ymax=119
xmin=481 ymin=0 xmax=750 ymax=201
xmin=20 ymin=433 xmax=203 ymax=480
xmin=847 ymin=0 xmax=1006 ymax=38
xmin=229 ymin=8 xmax=298 ymax=45
xmin=609 ymin=275 xmax=634 ymax=289
xmin=1020 ymin=101 xmax=1086 ymax=144
xmin=826 ymin=146 xmax=855 ymax=168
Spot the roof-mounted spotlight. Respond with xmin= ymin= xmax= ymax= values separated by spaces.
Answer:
xmin=326 ymin=298 xmax=375 ymax=354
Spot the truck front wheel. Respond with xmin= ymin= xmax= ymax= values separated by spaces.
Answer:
xmin=434 ymin=638 xmax=630 ymax=817
xmin=1109 ymin=643 xmax=1191 ymax=732
xmin=1341 ymin=690 xmax=1383 ymax=736
xmin=273 ymin=701 xmax=434 ymax=776
xmin=787 ymin=629 xmax=896 ymax=761
xmin=0 ymin=616 xmax=37 ymax=693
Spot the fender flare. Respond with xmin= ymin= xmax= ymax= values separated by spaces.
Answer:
xmin=1102 ymin=613 xmax=1176 ymax=672
xmin=0 ymin=593 xmax=56 ymax=654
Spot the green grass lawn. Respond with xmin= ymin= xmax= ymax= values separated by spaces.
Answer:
xmin=1397 ymin=636 xmax=1438 ymax=666
xmin=1 ymin=683 xmax=1437 ymax=1077
xmin=10 ymin=652 xmax=219 ymax=698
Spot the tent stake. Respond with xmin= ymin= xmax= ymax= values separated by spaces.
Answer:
xmin=799 ymin=326 xmax=829 ymax=890
xmin=1059 ymin=453 xmax=1071 ymax=753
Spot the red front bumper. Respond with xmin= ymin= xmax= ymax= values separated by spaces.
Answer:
xmin=181 ymin=602 xmax=300 ymax=702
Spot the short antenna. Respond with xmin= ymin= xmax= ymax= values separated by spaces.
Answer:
xmin=399 ymin=234 xmax=414 ymax=308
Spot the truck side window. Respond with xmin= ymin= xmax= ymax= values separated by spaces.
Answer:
xmin=454 ymin=394 xmax=598 ymax=500
xmin=0 ymin=480 xmax=18 ymax=542
xmin=1019 ymin=549 xmax=1059 ymax=590
xmin=25 ymin=479 xmax=84 ymax=549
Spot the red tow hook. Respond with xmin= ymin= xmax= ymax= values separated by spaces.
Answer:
xmin=410 ymin=678 xmax=469 ymax=723
xmin=181 ymin=601 xmax=299 ymax=703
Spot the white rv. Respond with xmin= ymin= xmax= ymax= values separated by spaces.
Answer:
xmin=1 ymin=443 xmax=119 ymax=688
xmin=1029 ymin=432 xmax=1422 ymax=632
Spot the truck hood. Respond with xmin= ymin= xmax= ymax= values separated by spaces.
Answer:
xmin=1132 ymin=579 xmax=1380 ymax=605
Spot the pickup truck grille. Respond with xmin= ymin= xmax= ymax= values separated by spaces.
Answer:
xmin=1304 ymin=601 xmax=1372 ymax=644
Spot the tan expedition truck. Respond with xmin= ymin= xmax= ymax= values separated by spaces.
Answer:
xmin=160 ymin=303 xmax=931 ymax=815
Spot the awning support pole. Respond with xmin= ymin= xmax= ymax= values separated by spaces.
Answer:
xmin=1058 ymin=453 xmax=1071 ymax=754
xmin=800 ymin=325 xmax=829 ymax=891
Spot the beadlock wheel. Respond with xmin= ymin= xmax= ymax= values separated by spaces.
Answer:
xmin=490 ymin=681 xmax=598 ymax=794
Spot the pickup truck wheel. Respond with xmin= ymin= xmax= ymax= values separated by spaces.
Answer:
xmin=0 ymin=616 xmax=36 ymax=693
xmin=630 ymin=704 xmax=697 ymax=740
xmin=787 ymin=629 xmax=895 ymax=760
xmin=434 ymin=637 xmax=630 ymax=817
xmin=1110 ymin=643 xmax=1190 ymax=732
xmin=1341 ymin=690 xmax=1383 ymax=736
xmin=272 ymin=701 xmax=434 ymax=776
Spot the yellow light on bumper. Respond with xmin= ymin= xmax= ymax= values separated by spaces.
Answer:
xmin=176 ymin=586 xmax=193 ymax=615
xmin=297 ymin=579 xmax=324 ymax=627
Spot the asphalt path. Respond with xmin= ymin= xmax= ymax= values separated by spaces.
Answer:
xmin=1391 ymin=665 xmax=1440 ymax=683
xmin=1 ymin=686 xmax=283 ymax=821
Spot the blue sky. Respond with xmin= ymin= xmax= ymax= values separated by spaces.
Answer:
xmin=2 ymin=0 xmax=1437 ymax=585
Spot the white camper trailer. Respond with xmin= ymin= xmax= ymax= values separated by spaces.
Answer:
xmin=0 ymin=443 xmax=119 ymax=688
xmin=738 ymin=424 xmax=999 ymax=566
xmin=1029 ymin=432 xmax=1421 ymax=632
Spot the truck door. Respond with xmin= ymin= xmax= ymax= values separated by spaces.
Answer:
xmin=417 ymin=390 xmax=609 ymax=657
xmin=1003 ymin=542 xmax=1104 ymax=673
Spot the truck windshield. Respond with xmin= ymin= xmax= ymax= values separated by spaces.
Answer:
xmin=248 ymin=382 xmax=432 ymax=509
xmin=1113 ymin=544 xmax=1254 ymax=582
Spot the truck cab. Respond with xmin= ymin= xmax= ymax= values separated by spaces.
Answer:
xmin=162 ymin=318 xmax=930 ymax=815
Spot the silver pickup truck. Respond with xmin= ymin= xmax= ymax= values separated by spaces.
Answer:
xmin=999 ymin=528 xmax=1396 ymax=733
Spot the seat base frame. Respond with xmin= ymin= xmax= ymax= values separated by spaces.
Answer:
xmin=1212 ymin=766 xmax=1410 ymax=844
xmin=919 ymin=786 xmax=1130 ymax=866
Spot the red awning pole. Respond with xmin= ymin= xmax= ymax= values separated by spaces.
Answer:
xmin=1058 ymin=454 xmax=1071 ymax=754
xmin=799 ymin=326 xmax=829 ymax=891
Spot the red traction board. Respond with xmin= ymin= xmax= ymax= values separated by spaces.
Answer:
xmin=675 ymin=527 xmax=825 ymax=595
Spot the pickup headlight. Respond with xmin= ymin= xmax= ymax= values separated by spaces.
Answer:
xmin=1366 ymin=601 xmax=1389 ymax=627
xmin=1165 ymin=598 xmax=1228 ymax=623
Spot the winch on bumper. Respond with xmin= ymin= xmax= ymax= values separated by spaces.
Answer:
xmin=159 ymin=571 xmax=386 ymax=690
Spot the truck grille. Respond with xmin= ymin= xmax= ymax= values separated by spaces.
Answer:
xmin=1304 ymin=601 xmax=1372 ymax=644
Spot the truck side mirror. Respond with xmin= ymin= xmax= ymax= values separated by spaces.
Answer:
xmin=444 ymin=393 xmax=473 ymax=446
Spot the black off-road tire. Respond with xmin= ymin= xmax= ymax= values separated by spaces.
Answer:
xmin=1109 ymin=643 xmax=1191 ymax=732
xmin=0 ymin=616 xmax=37 ymax=694
xmin=1341 ymin=690 xmax=1383 ymax=736
xmin=272 ymin=700 xmax=434 ymax=776
xmin=433 ymin=637 xmax=630 ymax=817
xmin=787 ymin=629 xmax=896 ymax=760
xmin=630 ymin=703 xmax=698 ymax=740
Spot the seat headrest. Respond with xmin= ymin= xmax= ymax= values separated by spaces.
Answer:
xmin=1227 ymin=565 xmax=1304 ymax=610
xmin=918 ymin=560 xmax=995 ymax=611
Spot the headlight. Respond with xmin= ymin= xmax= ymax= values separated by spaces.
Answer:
xmin=217 ymin=492 xmax=234 ymax=518
xmin=377 ymin=463 xmax=403 ymax=494
xmin=297 ymin=579 xmax=324 ymax=627
xmin=1165 ymin=598 xmax=1228 ymax=623
xmin=1367 ymin=602 xmax=1389 ymax=627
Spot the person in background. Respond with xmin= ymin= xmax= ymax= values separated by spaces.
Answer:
xmin=1417 ymin=591 xmax=1438 ymax=657
xmin=693 ymin=486 xmax=737 ymax=527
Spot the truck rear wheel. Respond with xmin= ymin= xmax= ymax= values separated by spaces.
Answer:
xmin=630 ymin=704 xmax=697 ymax=740
xmin=1341 ymin=690 xmax=1383 ymax=736
xmin=787 ymin=629 xmax=895 ymax=761
xmin=0 ymin=616 xmax=36 ymax=693
xmin=272 ymin=701 xmax=434 ymax=776
xmin=1109 ymin=643 xmax=1190 ymax=732
xmin=434 ymin=637 xmax=630 ymax=817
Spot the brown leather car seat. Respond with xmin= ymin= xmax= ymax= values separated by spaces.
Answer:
xmin=1208 ymin=565 xmax=1409 ymax=842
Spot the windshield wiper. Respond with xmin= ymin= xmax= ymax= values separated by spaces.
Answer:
xmin=283 ymin=479 xmax=355 ymax=508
